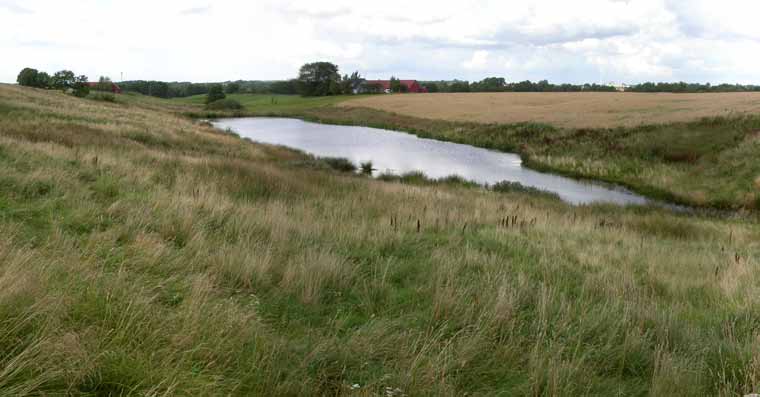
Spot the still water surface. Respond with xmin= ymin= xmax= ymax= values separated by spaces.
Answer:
xmin=213 ymin=118 xmax=650 ymax=206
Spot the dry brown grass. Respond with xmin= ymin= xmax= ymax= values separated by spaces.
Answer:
xmin=342 ymin=92 xmax=760 ymax=128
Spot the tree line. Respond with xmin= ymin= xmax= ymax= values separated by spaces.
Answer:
xmin=116 ymin=80 xmax=299 ymax=99
xmin=421 ymin=78 xmax=618 ymax=93
xmin=16 ymin=67 xmax=91 ymax=97
xmin=627 ymin=82 xmax=760 ymax=93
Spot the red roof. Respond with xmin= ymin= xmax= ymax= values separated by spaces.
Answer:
xmin=365 ymin=80 xmax=426 ymax=93
xmin=86 ymin=82 xmax=122 ymax=94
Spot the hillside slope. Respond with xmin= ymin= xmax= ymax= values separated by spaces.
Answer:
xmin=0 ymin=85 xmax=759 ymax=395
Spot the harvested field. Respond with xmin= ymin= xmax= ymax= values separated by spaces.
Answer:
xmin=342 ymin=92 xmax=760 ymax=128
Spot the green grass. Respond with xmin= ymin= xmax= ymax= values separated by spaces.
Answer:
xmin=1 ymin=84 xmax=760 ymax=395
xmin=174 ymin=93 xmax=355 ymax=115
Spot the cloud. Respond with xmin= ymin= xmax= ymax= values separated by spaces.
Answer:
xmin=179 ymin=5 xmax=211 ymax=16
xmin=1 ymin=0 xmax=759 ymax=84
xmin=463 ymin=51 xmax=490 ymax=70
xmin=0 ymin=0 xmax=32 ymax=14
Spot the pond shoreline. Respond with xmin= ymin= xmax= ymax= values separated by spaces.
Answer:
xmin=195 ymin=106 xmax=739 ymax=211
xmin=211 ymin=117 xmax=705 ymax=213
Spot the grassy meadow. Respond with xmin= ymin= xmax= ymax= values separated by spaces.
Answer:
xmin=1 ymin=84 xmax=760 ymax=395
xmin=174 ymin=93 xmax=354 ymax=116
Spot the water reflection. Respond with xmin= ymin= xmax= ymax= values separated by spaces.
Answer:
xmin=213 ymin=117 xmax=650 ymax=206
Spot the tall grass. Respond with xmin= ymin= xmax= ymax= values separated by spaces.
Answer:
xmin=0 ymin=84 xmax=759 ymax=395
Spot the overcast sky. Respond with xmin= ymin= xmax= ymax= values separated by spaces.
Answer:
xmin=2 ymin=0 xmax=759 ymax=84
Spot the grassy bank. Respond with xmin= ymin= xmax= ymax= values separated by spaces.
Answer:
xmin=174 ymin=93 xmax=354 ymax=116
xmin=2 ymin=84 xmax=759 ymax=395
xmin=201 ymin=93 xmax=760 ymax=210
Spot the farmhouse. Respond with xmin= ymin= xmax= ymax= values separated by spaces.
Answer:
xmin=361 ymin=80 xmax=427 ymax=94
xmin=86 ymin=81 xmax=122 ymax=94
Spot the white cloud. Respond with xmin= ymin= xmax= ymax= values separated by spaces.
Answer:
xmin=463 ymin=51 xmax=490 ymax=70
xmin=0 ymin=0 xmax=759 ymax=84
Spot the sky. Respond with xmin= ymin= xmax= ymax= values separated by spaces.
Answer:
xmin=2 ymin=0 xmax=760 ymax=84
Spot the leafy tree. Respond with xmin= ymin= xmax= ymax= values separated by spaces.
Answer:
xmin=72 ymin=75 xmax=90 ymax=97
xmin=472 ymin=77 xmax=507 ymax=92
xmin=206 ymin=84 xmax=226 ymax=104
xmin=389 ymin=77 xmax=401 ymax=93
xmin=341 ymin=71 xmax=365 ymax=94
xmin=270 ymin=80 xmax=297 ymax=95
xmin=35 ymin=72 xmax=51 ymax=88
xmin=225 ymin=82 xmax=240 ymax=94
xmin=449 ymin=80 xmax=471 ymax=92
xmin=17 ymin=68 xmax=41 ymax=87
xmin=296 ymin=62 xmax=341 ymax=96
xmin=423 ymin=83 xmax=439 ymax=93
xmin=96 ymin=76 xmax=113 ymax=92
xmin=51 ymin=70 xmax=76 ymax=89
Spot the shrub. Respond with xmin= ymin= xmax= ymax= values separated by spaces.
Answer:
xmin=205 ymin=98 xmax=243 ymax=111
xmin=359 ymin=161 xmax=374 ymax=175
xmin=90 ymin=92 xmax=116 ymax=102
xmin=492 ymin=180 xmax=560 ymax=199
xmin=206 ymin=84 xmax=226 ymax=104
xmin=72 ymin=86 xmax=90 ymax=98
xmin=320 ymin=157 xmax=356 ymax=172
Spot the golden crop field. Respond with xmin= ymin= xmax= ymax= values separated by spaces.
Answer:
xmin=342 ymin=92 xmax=760 ymax=128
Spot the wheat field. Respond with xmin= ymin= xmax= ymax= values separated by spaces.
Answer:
xmin=342 ymin=92 xmax=760 ymax=128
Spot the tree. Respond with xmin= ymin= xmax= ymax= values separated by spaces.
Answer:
xmin=206 ymin=84 xmax=226 ymax=104
xmin=341 ymin=71 xmax=365 ymax=94
xmin=96 ymin=76 xmax=113 ymax=92
xmin=423 ymin=83 xmax=440 ymax=93
xmin=472 ymin=77 xmax=507 ymax=92
xmin=296 ymin=62 xmax=341 ymax=96
xmin=449 ymin=80 xmax=471 ymax=92
xmin=72 ymin=75 xmax=90 ymax=97
xmin=51 ymin=70 xmax=76 ymax=89
xmin=36 ymin=72 xmax=51 ymax=88
xmin=389 ymin=77 xmax=401 ymax=93
xmin=17 ymin=68 xmax=40 ymax=87
xmin=225 ymin=82 xmax=241 ymax=94
xmin=270 ymin=80 xmax=297 ymax=95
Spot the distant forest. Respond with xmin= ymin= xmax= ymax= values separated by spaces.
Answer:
xmin=117 ymin=80 xmax=297 ymax=98
xmin=117 ymin=78 xmax=760 ymax=99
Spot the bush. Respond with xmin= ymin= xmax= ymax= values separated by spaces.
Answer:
xmin=206 ymin=84 xmax=226 ymax=104
xmin=359 ymin=161 xmax=374 ymax=175
xmin=90 ymin=92 xmax=116 ymax=102
xmin=320 ymin=157 xmax=356 ymax=172
xmin=205 ymin=99 xmax=243 ymax=111
xmin=72 ymin=84 xmax=90 ymax=98
xmin=492 ymin=180 xmax=560 ymax=199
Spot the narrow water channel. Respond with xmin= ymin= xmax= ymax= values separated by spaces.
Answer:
xmin=213 ymin=117 xmax=651 ymax=206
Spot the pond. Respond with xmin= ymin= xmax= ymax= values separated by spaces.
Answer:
xmin=213 ymin=117 xmax=651 ymax=206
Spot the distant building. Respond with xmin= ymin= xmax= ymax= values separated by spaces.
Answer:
xmin=360 ymin=80 xmax=427 ymax=94
xmin=87 ymin=82 xmax=122 ymax=94
xmin=608 ymin=82 xmax=629 ymax=92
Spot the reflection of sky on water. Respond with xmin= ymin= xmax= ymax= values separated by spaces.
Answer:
xmin=214 ymin=118 xmax=649 ymax=206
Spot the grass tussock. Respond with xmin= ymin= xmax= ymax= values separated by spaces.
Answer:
xmin=0 ymin=83 xmax=759 ymax=395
